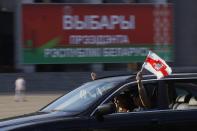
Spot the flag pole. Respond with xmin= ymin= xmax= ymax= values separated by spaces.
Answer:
xmin=140 ymin=51 xmax=150 ymax=73
xmin=140 ymin=63 xmax=145 ymax=72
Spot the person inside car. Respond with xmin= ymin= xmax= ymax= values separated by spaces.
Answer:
xmin=97 ymin=70 xmax=152 ymax=113
xmin=113 ymin=70 xmax=151 ymax=113
xmin=114 ymin=92 xmax=136 ymax=112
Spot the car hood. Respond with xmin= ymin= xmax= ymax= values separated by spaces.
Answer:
xmin=0 ymin=111 xmax=78 ymax=130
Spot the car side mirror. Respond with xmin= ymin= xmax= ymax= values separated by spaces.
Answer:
xmin=95 ymin=103 xmax=116 ymax=121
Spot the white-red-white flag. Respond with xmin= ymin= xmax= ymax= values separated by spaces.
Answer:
xmin=143 ymin=51 xmax=172 ymax=79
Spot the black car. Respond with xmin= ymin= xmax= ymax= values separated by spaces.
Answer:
xmin=1 ymin=72 xmax=197 ymax=131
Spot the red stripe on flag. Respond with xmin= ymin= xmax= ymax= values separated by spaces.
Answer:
xmin=145 ymin=56 xmax=168 ymax=76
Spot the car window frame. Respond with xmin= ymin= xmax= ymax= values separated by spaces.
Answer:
xmin=91 ymin=79 xmax=161 ymax=116
xmin=41 ymin=76 xmax=131 ymax=113
xmin=91 ymin=76 xmax=197 ymax=116
xmin=158 ymin=77 xmax=197 ymax=111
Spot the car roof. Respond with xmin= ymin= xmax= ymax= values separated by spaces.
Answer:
xmin=96 ymin=72 xmax=197 ymax=82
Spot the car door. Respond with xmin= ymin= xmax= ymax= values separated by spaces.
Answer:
xmin=88 ymin=110 xmax=162 ymax=131
xmin=157 ymin=109 xmax=197 ymax=131
xmin=88 ymin=80 xmax=162 ymax=131
xmin=158 ymin=78 xmax=197 ymax=131
xmin=10 ymin=116 xmax=91 ymax=131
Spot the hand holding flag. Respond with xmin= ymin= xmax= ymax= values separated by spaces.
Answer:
xmin=142 ymin=51 xmax=172 ymax=79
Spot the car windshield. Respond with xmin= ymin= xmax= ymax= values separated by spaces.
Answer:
xmin=41 ymin=76 xmax=130 ymax=112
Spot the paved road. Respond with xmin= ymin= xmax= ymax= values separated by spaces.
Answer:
xmin=0 ymin=93 xmax=62 ymax=119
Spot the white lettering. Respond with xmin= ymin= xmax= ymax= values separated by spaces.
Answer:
xmin=110 ymin=15 xmax=120 ymax=29
xmin=88 ymin=15 xmax=100 ymax=29
xmin=62 ymin=15 xmax=135 ymax=30
xmin=100 ymin=15 xmax=111 ymax=29
xmin=63 ymin=15 xmax=73 ymax=29
xmin=69 ymin=35 xmax=129 ymax=45
xmin=44 ymin=48 xmax=148 ymax=58
xmin=75 ymin=16 xmax=85 ymax=30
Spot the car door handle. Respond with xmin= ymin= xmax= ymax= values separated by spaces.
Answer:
xmin=151 ymin=119 xmax=159 ymax=124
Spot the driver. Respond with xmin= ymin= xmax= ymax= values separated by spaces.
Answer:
xmin=114 ymin=92 xmax=136 ymax=113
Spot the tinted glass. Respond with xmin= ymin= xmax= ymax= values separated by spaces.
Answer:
xmin=41 ymin=76 xmax=130 ymax=112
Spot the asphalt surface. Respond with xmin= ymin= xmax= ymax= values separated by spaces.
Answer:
xmin=0 ymin=93 xmax=62 ymax=119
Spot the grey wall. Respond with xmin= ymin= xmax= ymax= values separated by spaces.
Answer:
xmin=0 ymin=71 xmax=131 ymax=93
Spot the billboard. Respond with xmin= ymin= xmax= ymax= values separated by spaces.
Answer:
xmin=22 ymin=4 xmax=173 ymax=64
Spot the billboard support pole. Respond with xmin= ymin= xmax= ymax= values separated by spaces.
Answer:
xmin=15 ymin=0 xmax=35 ymax=73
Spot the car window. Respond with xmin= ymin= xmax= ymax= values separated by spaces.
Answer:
xmin=167 ymin=79 xmax=197 ymax=110
xmin=174 ymin=82 xmax=197 ymax=96
xmin=102 ymin=81 xmax=158 ymax=114
xmin=41 ymin=76 xmax=130 ymax=112
xmin=175 ymin=88 xmax=189 ymax=96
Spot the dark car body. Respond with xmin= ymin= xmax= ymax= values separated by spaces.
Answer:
xmin=1 ymin=73 xmax=197 ymax=131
